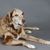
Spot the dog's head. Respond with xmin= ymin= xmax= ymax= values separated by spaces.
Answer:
xmin=6 ymin=8 xmax=25 ymax=29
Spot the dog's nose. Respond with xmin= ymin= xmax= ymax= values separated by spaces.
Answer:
xmin=22 ymin=19 xmax=25 ymax=23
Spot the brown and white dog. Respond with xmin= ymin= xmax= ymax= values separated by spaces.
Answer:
xmin=0 ymin=8 xmax=50 ymax=49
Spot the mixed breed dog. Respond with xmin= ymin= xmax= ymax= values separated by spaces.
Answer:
xmin=0 ymin=8 xmax=50 ymax=49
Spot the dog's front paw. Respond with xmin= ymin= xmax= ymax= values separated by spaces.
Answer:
xmin=24 ymin=43 xmax=36 ymax=49
xmin=26 ymin=44 xmax=36 ymax=48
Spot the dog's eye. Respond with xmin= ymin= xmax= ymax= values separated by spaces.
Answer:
xmin=22 ymin=12 xmax=24 ymax=15
xmin=15 ymin=14 xmax=18 ymax=16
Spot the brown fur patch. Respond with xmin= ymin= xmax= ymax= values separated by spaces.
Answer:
xmin=3 ymin=36 xmax=13 ymax=44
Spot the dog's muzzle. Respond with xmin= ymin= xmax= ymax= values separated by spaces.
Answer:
xmin=12 ymin=16 xmax=23 ymax=29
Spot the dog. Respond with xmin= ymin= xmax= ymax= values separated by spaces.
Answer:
xmin=0 ymin=8 xmax=50 ymax=49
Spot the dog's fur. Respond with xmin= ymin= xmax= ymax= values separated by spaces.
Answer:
xmin=0 ymin=8 xmax=50 ymax=49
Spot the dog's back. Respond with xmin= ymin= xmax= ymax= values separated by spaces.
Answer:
xmin=0 ymin=16 xmax=9 ymax=37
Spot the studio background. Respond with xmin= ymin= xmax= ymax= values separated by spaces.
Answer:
xmin=0 ymin=0 xmax=50 ymax=50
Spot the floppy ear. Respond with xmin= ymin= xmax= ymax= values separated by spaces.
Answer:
xmin=6 ymin=11 xmax=13 ymax=22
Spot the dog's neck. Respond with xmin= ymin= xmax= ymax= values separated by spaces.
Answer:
xmin=10 ymin=24 xmax=22 ymax=34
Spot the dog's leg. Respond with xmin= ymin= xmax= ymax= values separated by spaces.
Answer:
xmin=7 ymin=40 xmax=36 ymax=48
xmin=24 ymin=27 xmax=39 ymax=33
xmin=3 ymin=36 xmax=36 ymax=49
xmin=2 ymin=31 xmax=36 ymax=49
xmin=24 ymin=27 xmax=39 ymax=30
xmin=21 ymin=34 xmax=50 ymax=45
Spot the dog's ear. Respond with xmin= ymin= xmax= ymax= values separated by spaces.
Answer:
xmin=7 ymin=10 xmax=13 ymax=18
xmin=6 ymin=10 xmax=13 ymax=22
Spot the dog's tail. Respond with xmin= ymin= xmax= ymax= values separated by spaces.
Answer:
xmin=24 ymin=27 xmax=39 ymax=33
xmin=22 ymin=34 xmax=50 ymax=45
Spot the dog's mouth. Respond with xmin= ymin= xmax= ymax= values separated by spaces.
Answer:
xmin=11 ymin=16 xmax=23 ymax=29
